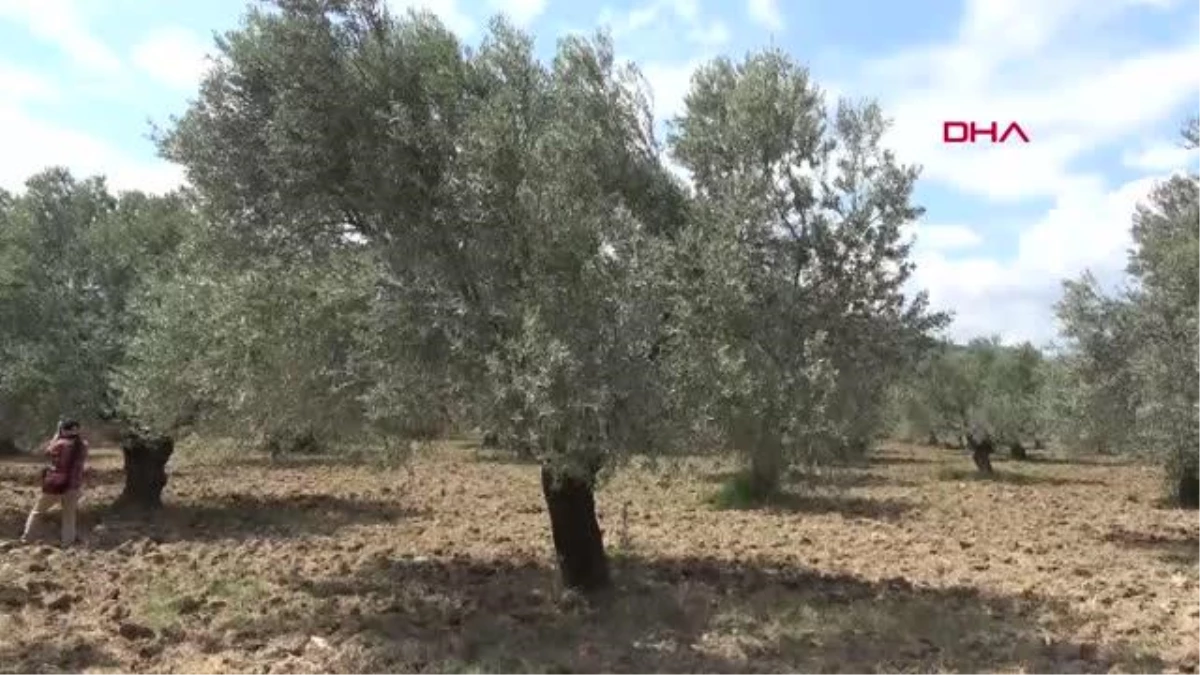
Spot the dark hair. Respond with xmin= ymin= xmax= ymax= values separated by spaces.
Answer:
xmin=58 ymin=419 xmax=80 ymax=435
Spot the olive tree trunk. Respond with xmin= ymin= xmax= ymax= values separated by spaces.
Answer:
xmin=1178 ymin=467 xmax=1199 ymax=509
xmin=116 ymin=432 xmax=174 ymax=510
xmin=540 ymin=461 xmax=610 ymax=593
xmin=968 ymin=434 xmax=994 ymax=475
xmin=748 ymin=444 xmax=785 ymax=497
xmin=0 ymin=437 xmax=19 ymax=456
xmin=745 ymin=418 xmax=785 ymax=497
xmin=0 ymin=406 xmax=20 ymax=456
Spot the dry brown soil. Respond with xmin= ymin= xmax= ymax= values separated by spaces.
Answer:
xmin=0 ymin=441 xmax=1196 ymax=673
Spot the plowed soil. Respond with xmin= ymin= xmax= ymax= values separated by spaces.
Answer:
xmin=0 ymin=442 xmax=1196 ymax=673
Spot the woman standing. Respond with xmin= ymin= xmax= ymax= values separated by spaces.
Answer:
xmin=21 ymin=419 xmax=89 ymax=547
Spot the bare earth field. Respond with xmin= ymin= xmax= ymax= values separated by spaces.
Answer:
xmin=0 ymin=442 xmax=1196 ymax=674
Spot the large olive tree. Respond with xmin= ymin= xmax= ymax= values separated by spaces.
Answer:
xmin=154 ymin=0 xmax=690 ymax=591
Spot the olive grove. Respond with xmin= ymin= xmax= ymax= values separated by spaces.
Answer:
xmin=1 ymin=0 xmax=1193 ymax=602
xmin=891 ymin=338 xmax=1047 ymax=460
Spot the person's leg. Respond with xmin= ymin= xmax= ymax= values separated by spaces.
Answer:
xmin=21 ymin=493 xmax=59 ymax=543
xmin=60 ymin=490 xmax=80 ymax=546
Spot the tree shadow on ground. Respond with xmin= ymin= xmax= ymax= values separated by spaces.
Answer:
xmin=740 ymin=493 xmax=915 ymax=521
xmin=186 ymin=453 xmax=411 ymax=470
xmin=79 ymin=494 xmax=430 ymax=548
xmin=1102 ymin=527 xmax=1199 ymax=567
xmin=705 ymin=487 xmax=912 ymax=521
xmin=936 ymin=467 xmax=1108 ymax=487
xmin=0 ymin=453 xmax=45 ymax=466
xmin=867 ymin=454 xmax=942 ymax=466
xmin=84 ymin=466 xmax=127 ymax=488
xmin=212 ymin=553 xmax=1167 ymax=673
xmin=701 ymin=469 xmax=914 ymax=490
xmin=1024 ymin=455 xmax=1138 ymax=468
xmin=0 ymin=635 xmax=120 ymax=674
xmin=705 ymin=474 xmax=917 ymax=522
xmin=470 ymin=449 xmax=541 ymax=466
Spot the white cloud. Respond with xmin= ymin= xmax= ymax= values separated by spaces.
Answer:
xmin=0 ymin=60 xmax=61 ymax=104
xmin=908 ymin=223 xmax=985 ymax=252
xmin=689 ymin=19 xmax=731 ymax=47
xmin=0 ymin=3 xmax=183 ymax=195
xmin=747 ymin=0 xmax=784 ymax=32
xmin=0 ymin=61 xmax=182 ymax=195
xmin=487 ymin=0 xmax=548 ymax=26
xmin=388 ymin=0 xmax=476 ymax=37
xmin=598 ymin=0 xmax=730 ymax=47
xmin=599 ymin=1 xmax=734 ymax=127
xmin=1123 ymin=141 xmax=1196 ymax=171
xmin=641 ymin=59 xmax=703 ymax=123
xmin=131 ymin=26 xmax=212 ymax=92
xmin=597 ymin=4 xmax=658 ymax=35
xmin=0 ymin=0 xmax=122 ymax=74
xmin=1013 ymin=175 xmax=1158 ymax=280
xmin=911 ymin=175 xmax=1167 ymax=344
xmin=0 ymin=103 xmax=184 ymax=195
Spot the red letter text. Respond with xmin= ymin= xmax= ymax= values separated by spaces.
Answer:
xmin=943 ymin=121 xmax=969 ymax=143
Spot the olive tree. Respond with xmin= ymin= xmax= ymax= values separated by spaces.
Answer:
xmin=1054 ymin=119 xmax=1198 ymax=506
xmin=0 ymin=170 xmax=189 ymax=445
xmin=894 ymin=343 xmax=982 ymax=446
xmin=0 ymin=169 xmax=195 ymax=506
xmin=0 ymin=170 xmax=117 ymax=449
xmin=1124 ymin=129 xmax=1198 ymax=506
xmin=1052 ymin=276 xmax=1141 ymax=454
xmin=977 ymin=341 xmax=1046 ymax=459
xmin=666 ymin=50 xmax=946 ymax=496
xmin=156 ymin=0 xmax=690 ymax=591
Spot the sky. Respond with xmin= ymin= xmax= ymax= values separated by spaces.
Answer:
xmin=0 ymin=0 xmax=1197 ymax=346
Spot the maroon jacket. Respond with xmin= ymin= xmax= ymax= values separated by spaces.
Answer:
xmin=42 ymin=435 xmax=88 ymax=494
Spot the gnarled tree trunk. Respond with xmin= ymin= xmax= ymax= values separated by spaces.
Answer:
xmin=0 ymin=436 xmax=20 ymax=456
xmin=116 ymin=432 xmax=174 ymax=510
xmin=1178 ymin=467 xmax=1199 ymax=509
xmin=967 ymin=434 xmax=994 ymax=475
xmin=0 ymin=406 xmax=20 ymax=456
xmin=541 ymin=460 xmax=610 ymax=593
xmin=264 ymin=429 xmax=321 ymax=457
xmin=748 ymin=453 xmax=783 ymax=496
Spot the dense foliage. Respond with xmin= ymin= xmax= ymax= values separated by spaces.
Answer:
xmin=0 ymin=170 xmax=189 ymax=450
xmin=1053 ymin=119 xmax=1199 ymax=505
xmin=891 ymin=338 xmax=1046 ymax=454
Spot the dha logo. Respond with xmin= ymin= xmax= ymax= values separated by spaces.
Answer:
xmin=942 ymin=121 xmax=1030 ymax=144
